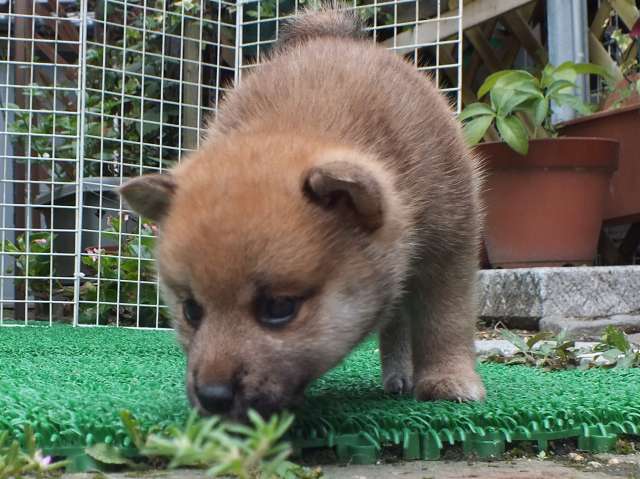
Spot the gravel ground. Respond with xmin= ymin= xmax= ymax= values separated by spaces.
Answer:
xmin=61 ymin=451 xmax=640 ymax=479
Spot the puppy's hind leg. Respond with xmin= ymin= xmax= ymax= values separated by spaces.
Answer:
xmin=379 ymin=301 xmax=413 ymax=395
xmin=410 ymin=261 xmax=485 ymax=402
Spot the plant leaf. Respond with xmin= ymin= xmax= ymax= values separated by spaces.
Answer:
xmin=540 ymin=64 xmax=556 ymax=89
xmin=550 ymin=61 xmax=614 ymax=89
xmin=496 ymin=116 xmax=529 ymax=155
xmin=458 ymin=102 xmax=494 ymax=121
xmin=601 ymin=348 xmax=623 ymax=363
xmin=531 ymin=97 xmax=549 ymax=126
xmin=526 ymin=331 xmax=553 ymax=349
xmin=24 ymin=425 xmax=37 ymax=456
xmin=462 ymin=115 xmax=494 ymax=146
xmin=546 ymin=79 xmax=577 ymax=98
xmin=601 ymin=326 xmax=630 ymax=352
xmin=477 ymin=71 xmax=514 ymax=99
xmin=490 ymin=78 xmax=539 ymax=113
xmin=477 ymin=70 xmax=536 ymax=99
xmin=511 ymin=81 xmax=544 ymax=97
xmin=499 ymin=91 xmax=537 ymax=117
xmin=119 ymin=410 xmax=146 ymax=450
xmin=552 ymin=93 xmax=596 ymax=115
xmin=567 ymin=62 xmax=612 ymax=80
xmin=499 ymin=329 xmax=529 ymax=352
xmin=85 ymin=444 xmax=133 ymax=465
xmin=616 ymin=352 xmax=636 ymax=369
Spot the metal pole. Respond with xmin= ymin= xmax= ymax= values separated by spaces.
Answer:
xmin=546 ymin=0 xmax=590 ymax=123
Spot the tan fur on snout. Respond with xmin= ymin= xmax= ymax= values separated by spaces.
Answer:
xmin=120 ymin=7 xmax=485 ymax=418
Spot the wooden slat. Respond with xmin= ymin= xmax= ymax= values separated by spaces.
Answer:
xmin=589 ymin=31 xmax=624 ymax=82
xmin=462 ymin=3 xmax=538 ymax=101
xmin=34 ymin=2 xmax=79 ymax=43
xmin=500 ymin=2 xmax=539 ymax=69
xmin=383 ymin=0 xmax=535 ymax=54
xmin=34 ymin=34 xmax=70 ymax=65
xmin=464 ymin=26 xmax=503 ymax=72
xmin=609 ymin=0 xmax=640 ymax=30
xmin=501 ymin=8 xmax=548 ymax=66
xmin=504 ymin=38 xmax=523 ymax=67
xmin=590 ymin=2 xmax=613 ymax=38
xmin=588 ymin=1 xmax=637 ymax=84
xmin=465 ymin=19 xmax=498 ymax=85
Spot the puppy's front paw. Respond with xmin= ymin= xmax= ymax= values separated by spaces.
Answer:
xmin=383 ymin=372 xmax=413 ymax=395
xmin=414 ymin=369 xmax=485 ymax=402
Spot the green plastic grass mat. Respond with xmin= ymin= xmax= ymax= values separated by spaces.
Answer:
xmin=2 ymin=326 xmax=640 ymax=466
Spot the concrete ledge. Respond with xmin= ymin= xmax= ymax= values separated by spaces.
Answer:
xmin=478 ymin=267 xmax=640 ymax=334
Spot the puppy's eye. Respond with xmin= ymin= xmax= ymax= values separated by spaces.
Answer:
xmin=183 ymin=298 xmax=204 ymax=327
xmin=257 ymin=296 xmax=300 ymax=327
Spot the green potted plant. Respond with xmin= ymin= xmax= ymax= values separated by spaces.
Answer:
xmin=79 ymin=216 xmax=171 ymax=328
xmin=1 ymin=232 xmax=73 ymax=320
xmin=461 ymin=62 xmax=619 ymax=268
xmin=560 ymin=19 xmax=640 ymax=225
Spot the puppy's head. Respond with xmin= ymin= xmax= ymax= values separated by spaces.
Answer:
xmin=120 ymin=135 xmax=409 ymax=419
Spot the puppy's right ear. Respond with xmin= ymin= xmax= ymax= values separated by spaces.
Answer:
xmin=119 ymin=174 xmax=176 ymax=222
xmin=303 ymin=160 xmax=385 ymax=231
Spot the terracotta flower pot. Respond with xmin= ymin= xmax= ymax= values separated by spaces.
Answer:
xmin=478 ymin=138 xmax=619 ymax=268
xmin=560 ymin=104 xmax=640 ymax=224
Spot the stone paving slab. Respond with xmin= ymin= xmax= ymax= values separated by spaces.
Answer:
xmin=478 ymin=267 xmax=640 ymax=335
xmin=321 ymin=459 xmax=623 ymax=479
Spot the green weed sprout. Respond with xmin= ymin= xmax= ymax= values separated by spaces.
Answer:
xmin=86 ymin=410 xmax=322 ymax=478
xmin=0 ymin=427 xmax=67 ymax=479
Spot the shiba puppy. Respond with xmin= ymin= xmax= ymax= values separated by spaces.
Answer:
xmin=120 ymin=7 xmax=485 ymax=419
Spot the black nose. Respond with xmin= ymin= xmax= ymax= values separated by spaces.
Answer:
xmin=195 ymin=383 xmax=234 ymax=414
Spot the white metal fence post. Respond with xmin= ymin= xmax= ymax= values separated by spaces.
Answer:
xmin=73 ymin=0 xmax=91 ymax=327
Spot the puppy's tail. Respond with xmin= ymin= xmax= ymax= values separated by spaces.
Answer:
xmin=277 ymin=4 xmax=365 ymax=48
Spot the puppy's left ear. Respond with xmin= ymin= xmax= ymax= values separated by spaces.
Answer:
xmin=119 ymin=173 xmax=176 ymax=223
xmin=303 ymin=160 xmax=385 ymax=231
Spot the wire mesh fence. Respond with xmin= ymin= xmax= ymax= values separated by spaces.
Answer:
xmin=236 ymin=0 xmax=463 ymax=101
xmin=0 ymin=0 xmax=85 ymax=326
xmin=0 ymin=0 xmax=463 ymax=328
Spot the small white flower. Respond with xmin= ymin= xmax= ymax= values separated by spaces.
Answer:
xmin=33 ymin=450 xmax=52 ymax=468
xmin=86 ymin=247 xmax=104 ymax=262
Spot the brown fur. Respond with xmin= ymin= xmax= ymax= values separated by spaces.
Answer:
xmin=120 ymin=7 xmax=485 ymax=419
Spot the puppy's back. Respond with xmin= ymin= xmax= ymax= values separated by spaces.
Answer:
xmin=211 ymin=8 xmax=480 ymax=252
